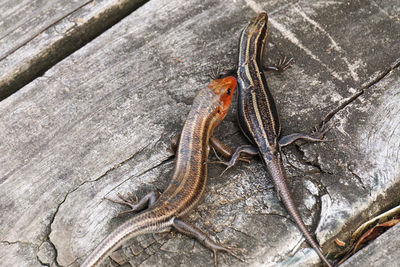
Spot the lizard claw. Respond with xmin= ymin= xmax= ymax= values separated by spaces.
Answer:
xmin=104 ymin=193 xmax=141 ymax=217
xmin=211 ymin=244 xmax=246 ymax=266
xmin=277 ymin=56 xmax=293 ymax=71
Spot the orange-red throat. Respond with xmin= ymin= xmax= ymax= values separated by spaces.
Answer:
xmin=208 ymin=76 xmax=237 ymax=121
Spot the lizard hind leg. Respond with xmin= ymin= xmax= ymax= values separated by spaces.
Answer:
xmin=278 ymin=132 xmax=333 ymax=147
xmin=210 ymin=144 xmax=258 ymax=176
xmin=104 ymin=190 xmax=160 ymax=217
xmin=172 ymin=218 xmax=244 ymax=266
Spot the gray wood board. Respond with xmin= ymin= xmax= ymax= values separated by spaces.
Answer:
xmin=0 ymin=0 xmax=147 ymax=100
xmin=1 ymin=0 xmax=399 ymax=266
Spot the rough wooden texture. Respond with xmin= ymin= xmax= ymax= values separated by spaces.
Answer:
xmin=0 ymin=0 xmax=147 ymax=100
xmin=1 ymin=0 xmax=399 ymax=266
xmin=340 ymin=223 xmax=400 ymax=267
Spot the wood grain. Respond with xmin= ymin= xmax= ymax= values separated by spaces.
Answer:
xmin=0 ymin=0 xmax=147 ymax=100
xmin=0 ymin=0 xmax=399 ymax=266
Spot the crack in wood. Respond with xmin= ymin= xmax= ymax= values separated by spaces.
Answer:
xmin=321 ymin=57 xmax=400 ymax=127
xmin=36 ymin=254 xmax=49 ymax=267
xmin=46 ymin=188 xmax=72 ymax=267
xmin=346 ymin=164 xmax=368 ymax=192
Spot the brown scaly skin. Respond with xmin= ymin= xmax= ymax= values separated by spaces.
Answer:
xmin=82 ymin=76 xmax=240 ymax=267
xmin=222 ymin=12 xmax=332 ymax=267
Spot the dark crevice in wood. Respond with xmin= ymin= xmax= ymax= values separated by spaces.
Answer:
xmin=293 ymin=142 xmax=332 ymax=176
xmin=291 ymin=142 xmax=334 ymax=244
xmin=46 ymin=191 xmax=70 ymax=267
xmin=36 ymin=254 xmax=49 ymax=267
xmin=346 ymin=164 xmax=368 ymax=192
xmin=0 ymin=0 xmax=149 ymax=101
xmin=321 ymin=57 xmax=400 ymax=127
xmin=0 ymin=1 xmax=93 ymax=62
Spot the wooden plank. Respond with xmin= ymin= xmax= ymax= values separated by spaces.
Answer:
xmin=341 ymin=223 xmax=400 ymax=267
xmin=0 ymin=0 xmax=147 ymax=100
xmin=313 ymin=64 xmax=400 ymax=252
xmin=0 ymin=0 xmax=399 ymax=266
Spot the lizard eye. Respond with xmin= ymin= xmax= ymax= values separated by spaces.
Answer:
xmin=217 ymin=109 xmax=220 ymax=114
xmin=226 ymin=88 xmax=231 ymax=95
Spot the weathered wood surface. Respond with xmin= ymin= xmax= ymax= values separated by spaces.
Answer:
xmin=0 ymin=0 xmax=147 ymax=100
xmin=341 ymin=223 xmax=400 ymax=267
xmin=1 ymin=0 xmax=399 ymax=266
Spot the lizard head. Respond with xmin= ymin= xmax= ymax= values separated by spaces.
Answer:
xmin=208 ymin=76 xmax=237 ymax=124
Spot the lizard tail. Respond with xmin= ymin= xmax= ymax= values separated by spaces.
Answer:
xmin=264 ymin=154 xmax=332 ymax=267
xmin=81 ymin=210 xmax=173 ymax=267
